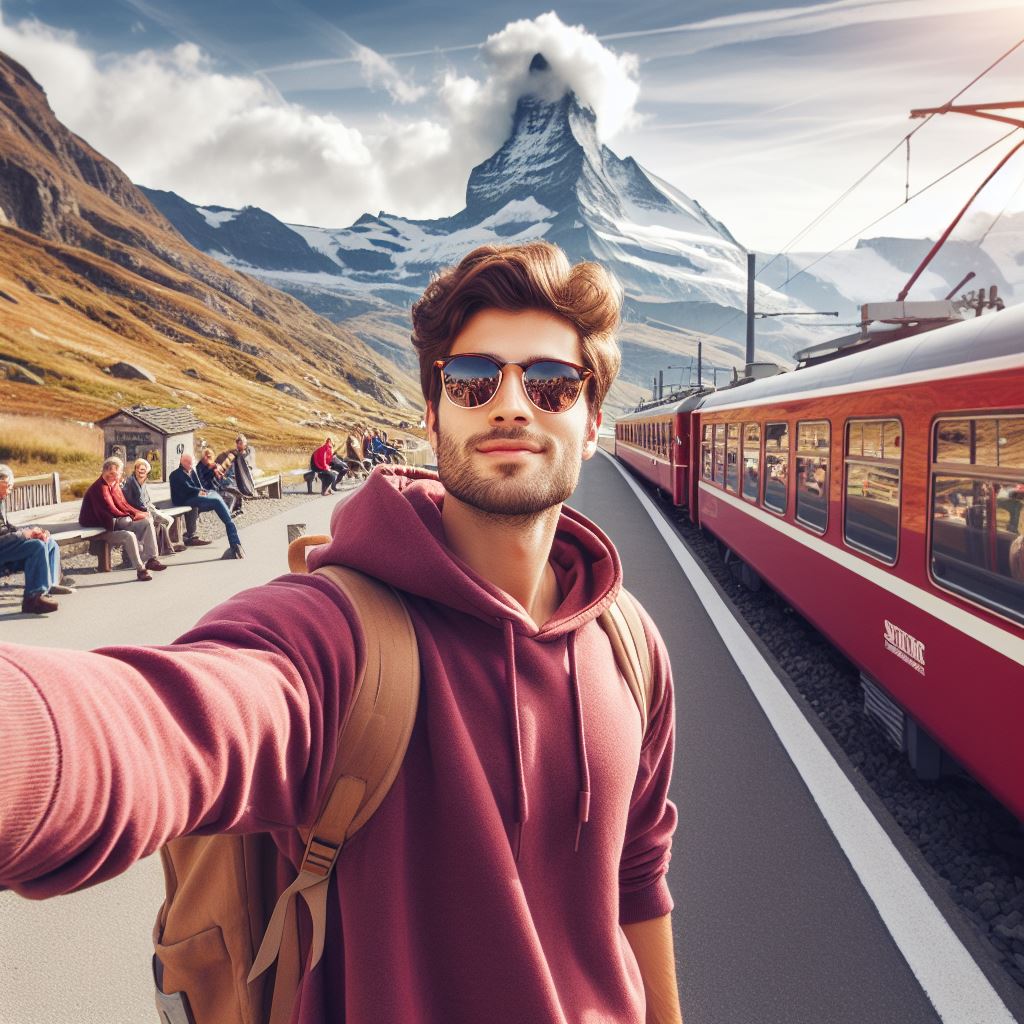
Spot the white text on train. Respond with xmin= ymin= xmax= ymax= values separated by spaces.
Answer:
xmin=883 ymin=620 xmax=926 ymax=676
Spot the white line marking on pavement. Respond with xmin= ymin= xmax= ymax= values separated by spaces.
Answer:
xmin=601 ymin=450 xmax=1017 ymax=1024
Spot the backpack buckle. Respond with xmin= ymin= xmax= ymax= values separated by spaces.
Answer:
xmin=300 ymin=835 xmax=341 ymax=878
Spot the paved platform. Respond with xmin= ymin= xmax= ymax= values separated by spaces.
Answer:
xmin=0 ymin=493 xmax=341 ymax=1024
xmin=568 ymin=453 xmax=1022 ymax=1024
xmin=1 ymin=461 xmax=1021 ymax=1024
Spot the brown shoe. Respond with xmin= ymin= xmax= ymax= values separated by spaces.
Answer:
xmin=146 ymin=558 xmax=168 ymax=571
xmin=136 ymin=569 xmax=153 ymax=582
xmin=184 ymin=537 xmax=212 ymax=547
xmin=22 ymin=593 xmax=59 ymax=614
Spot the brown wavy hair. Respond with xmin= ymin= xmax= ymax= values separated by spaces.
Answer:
xmin=411 ymin=242 xmax=622 ymax=415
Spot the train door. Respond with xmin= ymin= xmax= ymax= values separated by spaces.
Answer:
xmin=673 ymin=411 xmax=688 ymax=506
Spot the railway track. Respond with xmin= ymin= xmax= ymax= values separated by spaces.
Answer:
xmin=648 ymin=482 xmax=1024 ymax=996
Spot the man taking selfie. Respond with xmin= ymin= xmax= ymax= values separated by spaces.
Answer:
xmin=0 ymin=242 xmax=680 ymax=1024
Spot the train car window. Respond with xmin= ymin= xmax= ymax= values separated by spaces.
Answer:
xmin=882 ymin=420 xmax=902 ymax=458
xmin=796 ymin=420 xmax=830 ymax=533
xmin=742 ymin=423 xmax=760 ymax=502
xmin=861 ymin=421 xmax=883 ymax=459
xmin=931 ymin=415 xmax=1024 ymax=625
xmin=701 ymin=424 xmax=713 ymax=480
xmin=844 ymin=418 xmax=901 ymax=565
xmin=725 ymin=424 xmax=740 ymax=493
xmin=935 ymin=417 xmax=1007 ymax=468
xmin=713 ymin=423 xmax=726 ymax=483
xmin=763 ymin=422 xmax=789 ymax=514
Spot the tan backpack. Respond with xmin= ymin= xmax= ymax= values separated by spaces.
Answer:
xmin=152 ymin=536 xmax=655 ymax=1024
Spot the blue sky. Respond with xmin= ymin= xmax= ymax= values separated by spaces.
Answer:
xmin=1 ymin=0 xmax=1022 ymax=252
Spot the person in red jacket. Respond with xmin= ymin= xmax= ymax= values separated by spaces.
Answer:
xmin=311 ymin=437 xmax=339 ymax=495
xmin=79 ymin=456 xmax=167 ymax=582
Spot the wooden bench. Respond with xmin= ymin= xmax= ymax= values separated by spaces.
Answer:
xmin=253 ymin=472 xmax=283 ymax=499
xmin=7 ymin=472 xmax=61 ymax=513
xmin=154 ymin=502 xmax=195 ymax=548
xmin=6 ymin=475 xmax=202 ymax=574
xmin=84 ymin=502 xmax=197 ymax=572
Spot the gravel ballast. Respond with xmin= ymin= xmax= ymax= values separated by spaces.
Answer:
xmin=661 ymin=492 xmax=1024 ymax=997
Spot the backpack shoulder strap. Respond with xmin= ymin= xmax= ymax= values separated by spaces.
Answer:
xmin=598 ymin=588 xmax=655 ymax=738
xmin=249 ymin=556 xmax=419 ymax=1015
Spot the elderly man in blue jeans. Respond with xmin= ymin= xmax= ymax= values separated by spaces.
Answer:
xmin=169 ymin=452 xmax=245 ymax=560
xmin=0 ymin=464 xmax=76 ymax=615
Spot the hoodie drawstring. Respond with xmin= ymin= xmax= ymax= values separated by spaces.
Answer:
xmin=502 ymin=621 xmax=591 ymax=860
xmin=567 ymin=632 xmax=591 ymax=852
xmin=503 ymin=619 xmax=529 ymax=861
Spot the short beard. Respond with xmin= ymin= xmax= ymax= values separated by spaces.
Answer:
xmin=436 ymin=425 xmax=582 ymax=521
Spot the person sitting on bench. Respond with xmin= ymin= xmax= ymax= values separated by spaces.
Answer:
xmin=80 ymin=457 xmax=166 ymax=582
xmin=198 ymin=448 xmax=242 ymax=516
xmin=345 ymin=432 xmax=372 ymax=476
xmin=0 ymin=463 xmax=76 ymax=615
xmin=122 ymin=458 xmax=181 ymax=556
xmin=169 ymin=453 xmax=245 ymax=560
xmin=217 ymin=434 xmax=257 ymax=498
xmin=311 ymin=438 xmax=340 ymax=496
xmin=370 ymin=429 xmax=401 ymax=463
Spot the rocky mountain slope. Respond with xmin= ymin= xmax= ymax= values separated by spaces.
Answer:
xmin=0 ymin=51 xmax=419 ymax=448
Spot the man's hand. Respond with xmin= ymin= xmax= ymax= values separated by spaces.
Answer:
xmin=623 ymin=914 xmax=682 ymax=1024
xmin=26 ymin=527 xmax=50 ymax=541
xmin=199 ymin=490 xmax=208 ymax=496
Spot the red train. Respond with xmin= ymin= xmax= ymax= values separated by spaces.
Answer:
xmin=615 ymin=303 xmax=1024 ymax=820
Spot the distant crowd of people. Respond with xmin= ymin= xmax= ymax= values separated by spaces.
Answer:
xmin=1 ymin=428 xmax=411 ymax=615
xmin=0 ymin=434 xmax=258 ymax=615
xmin=307 ymin=427 xmax=405 ymax=496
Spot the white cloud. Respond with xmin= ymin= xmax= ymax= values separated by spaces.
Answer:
xmin=476 ymin=11 xmax=640 ymax=140
xmin=0 ymin=10 xmax=638 ymax=227
xmin=599 ymin=0 xmax=1021 ymax=56
xmin=352 ymin=44 xmax=427 ymax=104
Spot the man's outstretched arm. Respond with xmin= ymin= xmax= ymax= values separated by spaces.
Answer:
xmin=623 ymin=913 xmax=683 ymax=1024
xmin=0 ymin=573 xmax=360 ymax=898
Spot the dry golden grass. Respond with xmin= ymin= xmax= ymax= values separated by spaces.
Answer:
xmin=0 ymin=227 xmax=424 ymax=454
xmin=0 ymin=412 xmax=103 ymax=476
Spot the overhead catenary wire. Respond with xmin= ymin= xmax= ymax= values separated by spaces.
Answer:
xmin=754 ymin=33 xmax=1024 ymax=281
xmin=974 ymin=170 xmax=1024 ymax=248
xmin=788 ymin=126 xmax=1022 ymax=290
xmin=695 ymin=36 xmax=1024 ymax=356
xmin=699 ymin=126 xmax=1022 ymax=350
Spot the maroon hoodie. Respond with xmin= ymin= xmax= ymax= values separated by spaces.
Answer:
xmin=0 ymin=468 xmax=676 ymax=1023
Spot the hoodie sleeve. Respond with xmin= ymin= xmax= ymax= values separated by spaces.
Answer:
xmin=618 ymin=602 xmax=677 ymax=925
xmin=0 ymin=573 xmax=362 ymax=899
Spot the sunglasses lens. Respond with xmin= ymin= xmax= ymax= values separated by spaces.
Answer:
xmin=441 ymin=356 xmax=501 ymax=408
xmin=523 ymin=361 xmax=585 ymax=413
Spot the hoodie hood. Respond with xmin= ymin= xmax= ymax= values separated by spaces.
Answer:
xmin=307 ymin=466 xmax=622 ymax=638
xmin=307 ymin=465 xmax=625 ymax=860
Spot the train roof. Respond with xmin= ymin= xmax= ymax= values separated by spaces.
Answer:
xmin=616 ymin=388 xmax=713 ymax=422
xmin=698 ymin=302 xmax=1024 ymax=413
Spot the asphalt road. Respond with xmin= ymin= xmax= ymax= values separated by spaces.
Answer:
xmin=0 ymin=461 xmax=1011 ymax=1024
